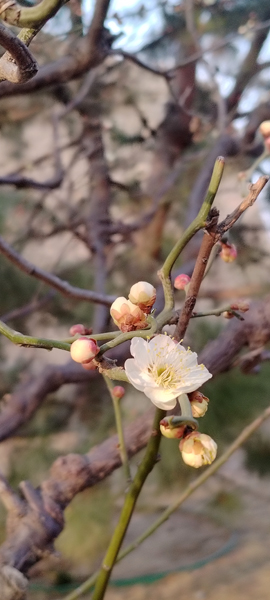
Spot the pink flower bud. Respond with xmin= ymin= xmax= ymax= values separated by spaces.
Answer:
xmin=229 ymin=300 xmax=249 ymax=313
xmin=81 ymin=360 xmax=98 ymax=371
xmin=220 ymin=243 xmax=237 ymax=263
xmin=69 ymin=324 xmax=88 ymax=336
xmin=110 ymin=297 xmax=148 ymax=332
xmin=70 ymin=337 xmax=99 ymax=363
xmin=179 ymin=432 xmax=217 ymax=468
xmin=113 ymin=386 xmax=125 ymax=399
xmin=128 ymin=282 xmax=156 ymax=314
xmin=174 ymin=274 xmax=191 ymax=290
xmin=188 ymin=391 xmax=209 ymax=418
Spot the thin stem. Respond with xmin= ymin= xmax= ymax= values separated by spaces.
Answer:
xmin=178 ymin=393 xmax=193 ymax=419
xmin=192 ymin=306 xmax=243 ymax=319
xmin=158 ymin=157 xmax=225 ymax=312
xmin=98 ymin=317 xmax=157 ymax=357
xmin=91 ymin=407 xmax=165 ymax=600
xmin=62 ymin=403 xmax=270 ymax=600
xmin=0 ymin=320 xmax=70 ymax=351
xmin=104 ymin=376 xmax=131 ymax=482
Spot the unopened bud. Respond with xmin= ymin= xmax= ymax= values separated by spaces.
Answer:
xmin=160 ymin=418 xmax=186 ymax=439
xmin=128 ymin=281 xmax=156 ymax=314
xmin=113 ymin=386 xmax=125 ymax=399
xmin=222 ymin=311 xmax=235 ymax=319
xmin=188 ymin=391 xmax=209 ymax=418
xmin=81 ymin=360 xmax=98 ymax=371
xmin=174 ymin=274 xmax=191 ymax=290
xmin=69 ymin=324 xmax=89 ymax=336
xmin=110 ymin=297 xmax=148 ymax=332
xmin=259 ymin=120 xmax=270 ymax=138
xmin=220 ymin=243 xmax=237 ymax=263
xmin=179 ymin=432 xmax=217 ymax=468
xmin=230 ymin=300 xmax=249 ymax=313
xmin=70 ymin=337 xmax=99 ymax=363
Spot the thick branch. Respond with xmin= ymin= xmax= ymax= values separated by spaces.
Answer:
xmin=0 ymin=22 xmax=37 ymax=83
xmin=0 ymin=0 xmax=111 ymax=96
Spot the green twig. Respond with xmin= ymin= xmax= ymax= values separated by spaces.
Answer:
xmin=61 ymin=403 xmax=270 ymax=600
xmin=104 ymin=376 xmax=131 ymax=482
xmin=91 ymin=407 xmax=165 ymax=600
xmin=98 ymin=316 xmax=157 ymax=357
xmin=0 ymin=320 xmax=70 ymax=351
xmin=158 ymin=157 xmax=225 ymax=312
xmin=2 ymin=0 xmax=67 ymax=27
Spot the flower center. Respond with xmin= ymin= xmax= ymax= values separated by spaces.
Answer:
xmin=149 ymin=363 xmax=178 ymax=388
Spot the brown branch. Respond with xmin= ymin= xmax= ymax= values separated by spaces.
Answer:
xmin=0 ymin=291 xmax=55 ymax=323
xmin=0 ymin=0 xmax=111 ymax=97
xmin=0 ymin=235 xmax=115 ymax=305
xmin=0 ymin=116 xmax=64 ymax=189
xmin=218 ymin=176 xmax=269 ymax=235
xmin=174 ymin=210 xmax=219 ymax=341
xmin=0 ymin=408 xmax=154 ymax=573
xmin=227 ymin=25 xmax=270 ymax=112
xmin=0 ymin=22 xmax=38 ymax=83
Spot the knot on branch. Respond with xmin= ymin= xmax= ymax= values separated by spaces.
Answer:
xmin=0 ymin=565 xmax=28 ymax=600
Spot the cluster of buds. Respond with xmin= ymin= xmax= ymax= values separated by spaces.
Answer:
xmin=220 ymin=242 xmax=237 ymax=263
xmin=70 ymin=337 xmax=99 ymax=371
xmin=223 ymin=299 xmax=249 ymax=320
xmin=174 ymin=274 xmax=190 ymax=292
xmin=110 ymin=281 xmax=156 ymax=333
xmin=160 ymin=391 xmax=216 ymax=468
xmin=259 ymin=121 xmax=270 ymax=153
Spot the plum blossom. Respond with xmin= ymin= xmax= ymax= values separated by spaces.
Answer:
xmin=124 ymin=334 xmax=212 ymax=410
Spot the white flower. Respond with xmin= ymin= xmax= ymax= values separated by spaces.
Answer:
xmin=124 ymin=334 xmax=212 ymax=410
xmin=179 ymin=432 xmax=217 ymax=468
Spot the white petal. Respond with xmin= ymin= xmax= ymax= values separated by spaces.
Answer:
xmin=129 ymin=337 xmax=150 ymax=367
xmin=124 ymin=359 xmax=149 ymax=391
xmin=143 ymin=386 xmax=177 ymax=409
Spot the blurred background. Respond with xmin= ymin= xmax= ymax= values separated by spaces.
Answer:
xmin=1 ymin=0 xmax=270 ymax=598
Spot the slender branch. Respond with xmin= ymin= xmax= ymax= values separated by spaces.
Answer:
xmin=158 ymin=157 xmax=225 ymax=312
xmin=0 ymin=319 xmax=71 ymax=351
xmin=104 ymin=376 xmax=131 ymax=481
xmin=0 ymin=235 xmax=115 ymax=306
xmin=0 ymin=115 xmax=64 ymax=188
xmin=174 ymin=212 xmax=219 ymax=341
xmin=62 ymin=403 xmax=270 ymax=600
xmin=218 ymin=176 xmax=269 ymax=235
xmin=91 ymin=408 xmax=165 ymax=600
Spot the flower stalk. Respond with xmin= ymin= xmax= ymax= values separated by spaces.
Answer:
xmin=104 ymin=376 xmax=131 ymax=482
